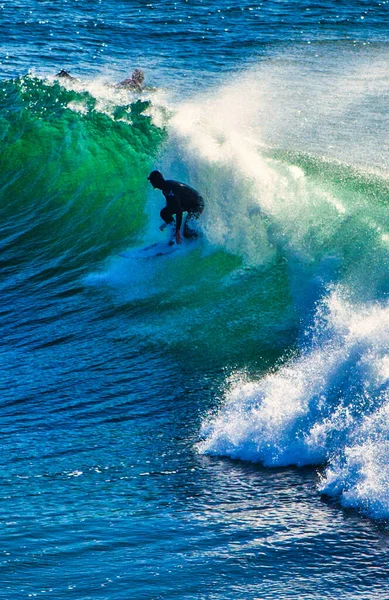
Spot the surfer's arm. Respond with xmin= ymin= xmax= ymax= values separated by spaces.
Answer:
xmin=175 ymin=209 xmax=183 ymax=232
xmin=166 ymin=190 xmax=183 ymax=243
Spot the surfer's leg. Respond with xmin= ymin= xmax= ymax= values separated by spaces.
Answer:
xmin=183 ymin=208 xmax=202 ymax=239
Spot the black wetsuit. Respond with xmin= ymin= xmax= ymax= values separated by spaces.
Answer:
xmin=159 ymin=180 xmax=204 ymax=239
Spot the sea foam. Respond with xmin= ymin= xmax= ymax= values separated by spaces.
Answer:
xmin=198 ymin=286 xmax=389 ymax=518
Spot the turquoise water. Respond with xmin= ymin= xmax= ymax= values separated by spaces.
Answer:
xmin=2 ymin=2 xmax=389 ymax=598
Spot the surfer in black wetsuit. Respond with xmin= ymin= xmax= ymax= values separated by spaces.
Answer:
xmin=147 ymin=171 xmax=204 ymax=245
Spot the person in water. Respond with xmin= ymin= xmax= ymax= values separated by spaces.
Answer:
xmin=56 ymin=69 xmax=77 ymax=81
xmin=56 ymin=68 xmax=145 ymax=89
xmin=147 ymin=170 xmax=204 ymax=245
xmin=116 ymin=68 xmax=145 ymax=91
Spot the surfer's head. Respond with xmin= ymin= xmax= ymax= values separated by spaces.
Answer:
xmin=132 ymin=69 xmax=145 ymax=85
xmin=148 ymin=170 xmax=165 ymax=189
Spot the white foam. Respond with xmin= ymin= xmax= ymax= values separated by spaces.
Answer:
xmin=198 ymin=286 xmax=389 ymax=518
xmin=150 ymin=71 xmax=366 ymax=271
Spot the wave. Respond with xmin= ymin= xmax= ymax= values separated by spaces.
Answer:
xmin=89 ymin=68 xmax=389 ymax=360
xmin=167 ymin=74 xmax=389 ymax=519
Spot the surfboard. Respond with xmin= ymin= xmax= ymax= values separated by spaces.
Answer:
xmin=118 ymin=240 xmax=182 ymax=260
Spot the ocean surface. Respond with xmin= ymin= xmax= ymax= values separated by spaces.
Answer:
xmin=1 ymin=1 xmax=389 ymax=598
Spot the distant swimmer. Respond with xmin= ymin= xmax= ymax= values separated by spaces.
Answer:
xmin=56 ymin=69 xmax=77 ymax=81
xmin=147 ymin=170 xmax=204 ymax=245
xmin=116 ymin=68 xmax=145 ymax=91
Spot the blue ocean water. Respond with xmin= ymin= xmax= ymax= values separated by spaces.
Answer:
xmin=2 ymin=1 xmax=389 ymax=598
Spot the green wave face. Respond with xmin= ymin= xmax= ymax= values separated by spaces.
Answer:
xmin=0 ymin=76 xmax=166 ymax=263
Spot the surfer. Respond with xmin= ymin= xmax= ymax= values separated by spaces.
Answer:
xmin=147 ymin=171 xmax=204 ymax=245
